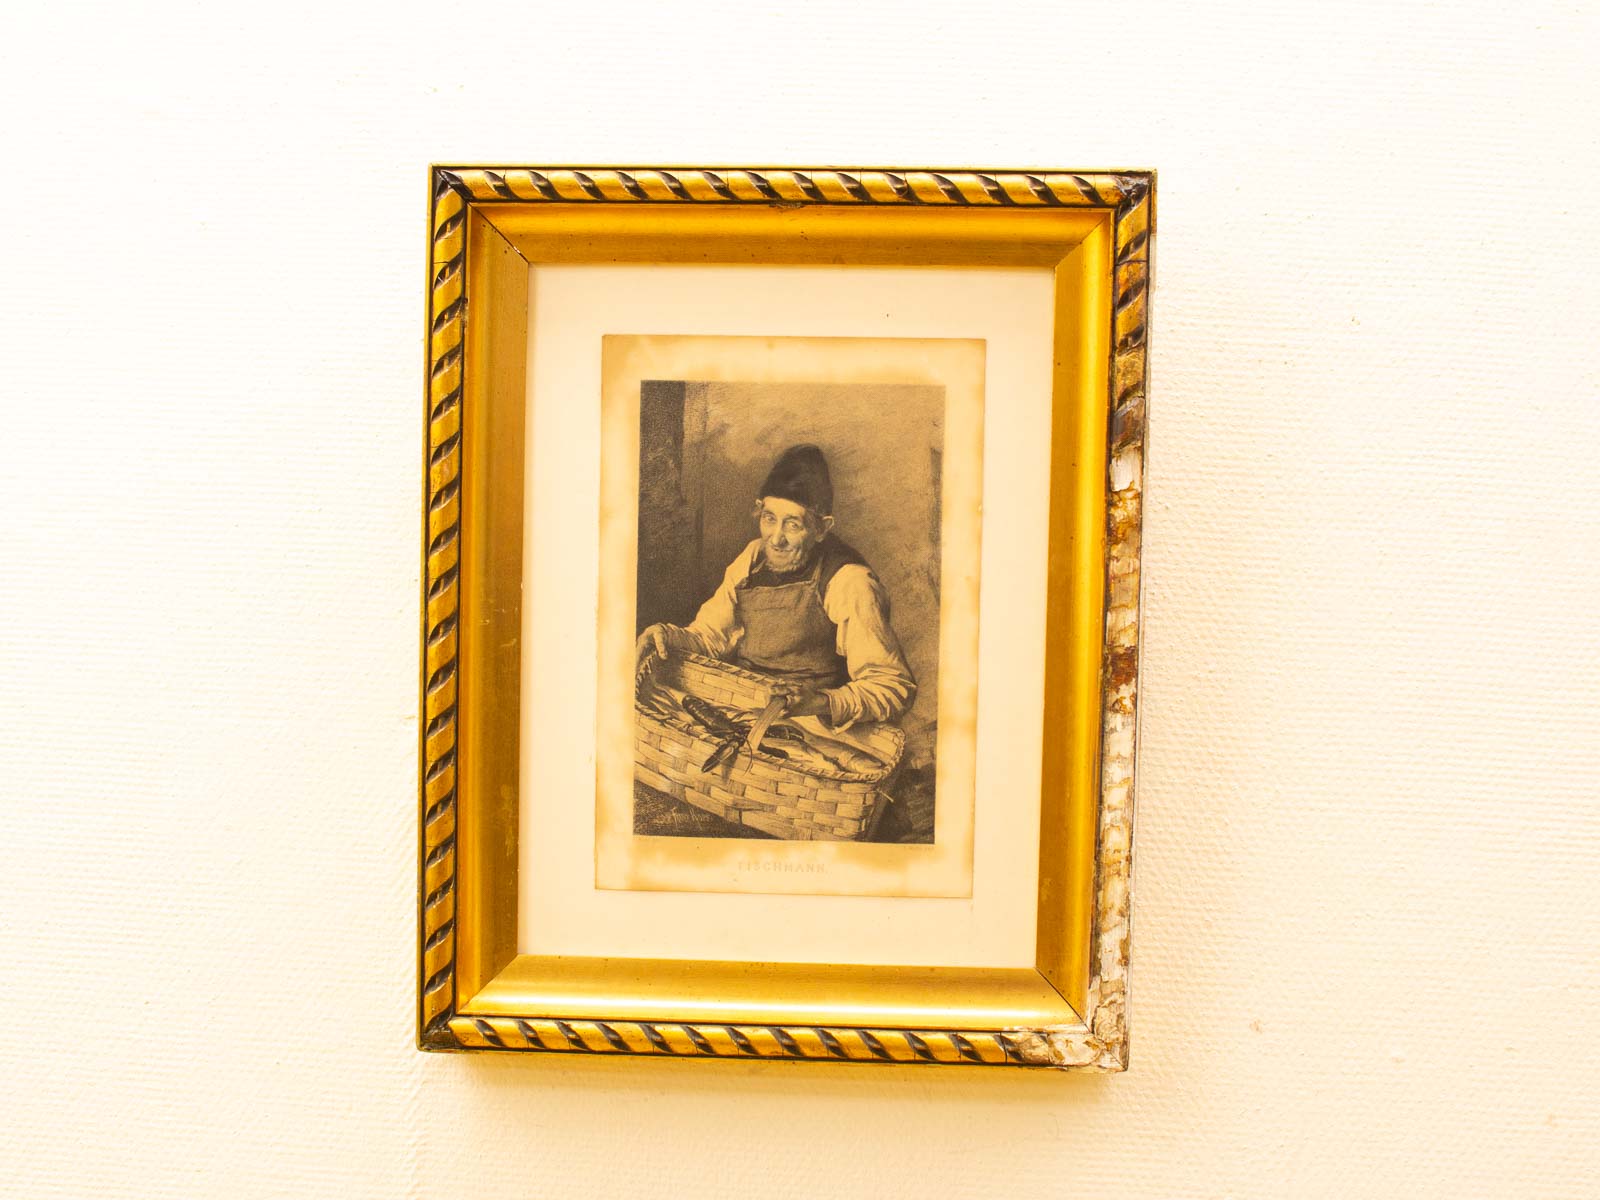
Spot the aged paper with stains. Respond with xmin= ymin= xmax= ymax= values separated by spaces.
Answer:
xmin=596 ymin=335 xmax=984 ymax=897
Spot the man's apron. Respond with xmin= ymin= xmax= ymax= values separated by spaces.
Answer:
xmin=733 ymin=551 xmax=846 ymax=690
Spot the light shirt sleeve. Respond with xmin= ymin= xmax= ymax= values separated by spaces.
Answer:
xmin=672 ymin=540 xmax=761 ymax=659
xmin=819 ymin=563 xmax=917 ymax=728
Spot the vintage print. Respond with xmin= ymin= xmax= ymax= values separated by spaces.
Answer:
xmin=634 ymin=396 xmax=934 ymax=843
xmin=596 ymin=335 xmax=985 ymax=897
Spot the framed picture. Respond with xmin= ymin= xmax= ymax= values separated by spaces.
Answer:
xmin=419 ymin=165 xmax=1153 ymax=1069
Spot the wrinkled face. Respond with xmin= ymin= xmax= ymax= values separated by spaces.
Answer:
xmin=755 ymin=496 xmax=830 ymax=573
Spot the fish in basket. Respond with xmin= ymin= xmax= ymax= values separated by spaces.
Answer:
xmin=634 ymin=650 xmax=905 ymax=841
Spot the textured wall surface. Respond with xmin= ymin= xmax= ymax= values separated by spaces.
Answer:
xmin=4 ymin=1 xmax=1598 ymax=1197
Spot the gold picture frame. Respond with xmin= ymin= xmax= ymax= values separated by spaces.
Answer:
xmin=419 ymin=165 xmax=1152 ymax=1070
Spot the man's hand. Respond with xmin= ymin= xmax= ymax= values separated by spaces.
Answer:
xmin=778 ymin=687 xmax=831 ymax=719
xmin=635 ymin=623 xmax=675 ymax=675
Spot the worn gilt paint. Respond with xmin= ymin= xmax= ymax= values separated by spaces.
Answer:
xmin=419 ymin=166 xmax=1152 ymax=1069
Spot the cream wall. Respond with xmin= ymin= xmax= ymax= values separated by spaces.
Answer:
xmin=4 ymin=1 xmax=1598 ymax=1197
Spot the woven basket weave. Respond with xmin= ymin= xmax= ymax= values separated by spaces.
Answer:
xmin=634 ymin=652 xmax=903 ymax=841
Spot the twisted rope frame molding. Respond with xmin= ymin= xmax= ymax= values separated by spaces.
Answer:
xmin=420 ymin=166 xmax=1152 ymax=1070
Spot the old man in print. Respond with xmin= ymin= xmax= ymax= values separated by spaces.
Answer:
xmin=635 ymin=444 xmax=916 ymax=729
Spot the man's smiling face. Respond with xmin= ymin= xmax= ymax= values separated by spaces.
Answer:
xmin=755 ymin=496 xmax=830 ymax=573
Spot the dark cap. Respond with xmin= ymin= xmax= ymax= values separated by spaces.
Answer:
xmin=758 ymin=444 xmax=833 ymax=516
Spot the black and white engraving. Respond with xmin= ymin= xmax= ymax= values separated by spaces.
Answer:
xmin=630 ymin=380 xmax=946 ymax=843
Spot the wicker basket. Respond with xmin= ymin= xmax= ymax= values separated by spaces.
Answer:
xmin=634 ymin=652 xmax=903 ymax=841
